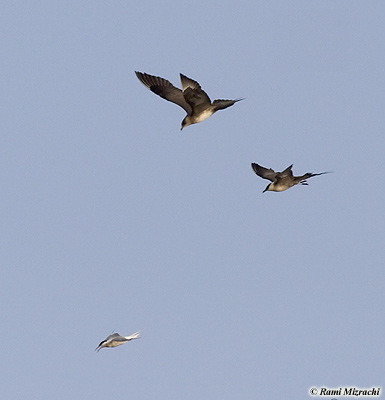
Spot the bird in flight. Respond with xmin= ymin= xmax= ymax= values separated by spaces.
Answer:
xmin=135 ymin=71 xmax=243 ymax=130
xmin=251 ymin=163 xmax=329 ymax=192
xmin=95 ymin=331 xmax=141 ymax=352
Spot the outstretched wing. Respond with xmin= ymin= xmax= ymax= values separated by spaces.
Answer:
xmin=135 ymin=72 xmax=192 ymax=113
xmin=180 ymin=74 xmax=211 ymax=110
xmin=105 ymin=333 xmax=120 ymax=341
xmin=251 ymin=163 xmax=277 ymax=182
xmin=278 ymin=164 xmax=294 ymax=178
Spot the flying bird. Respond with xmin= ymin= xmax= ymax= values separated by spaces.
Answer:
xmin=251 ymin=163 xmax=329 ymax=192
xmin=135 ymin=71 xmax=243 ymax=130
xmin=95 ymin=331 xmax=140 ymax=352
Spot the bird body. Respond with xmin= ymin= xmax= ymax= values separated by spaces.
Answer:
xmin=135 ymin=71 xmax=243 ymax=130
xmin=251 ymin=163 xmax=329 ymax=192
xmin=96 ymin=331 xmax=141 ymax=352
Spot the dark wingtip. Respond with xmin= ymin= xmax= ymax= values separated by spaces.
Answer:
xmin=135 ymin=71 xmax=145 ymax=82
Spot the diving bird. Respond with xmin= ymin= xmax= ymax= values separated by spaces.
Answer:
xmin=135 ymin=71 xmax=243 ymax=130
xmin=251 ymin=163 xmax=329 ymax=192
xmin=95 ymin=331 xmax=141 ymax=352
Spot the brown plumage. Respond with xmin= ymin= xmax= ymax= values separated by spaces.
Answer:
xmin=135 ymin=72 xmax=243 ymax=130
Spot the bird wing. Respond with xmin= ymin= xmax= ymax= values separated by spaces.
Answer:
xmin=251 ymin=163 xmax=278 ymax=181
xmin=180 ymin=74 xmax=211 ymax=111
xmin=110 ymin=335 xmax=128 ymax=343
xmin=135 ymin=72 xmax=192 ymax=114
xmin=105 ymin=333 xmax=120 ymax=340
xmin=278 ymin=164 xmax=294 ymax=178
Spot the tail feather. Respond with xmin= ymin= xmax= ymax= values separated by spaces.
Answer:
xmin=301 ymin=171 xmax=331 ymax=180
xmin=125 ymin=331 xmax=141 ymax=340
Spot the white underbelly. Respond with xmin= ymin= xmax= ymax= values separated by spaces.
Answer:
xmin=195 ymin=109 xmax=214 ymax=122
xmin=271 ymin=183 xmax=290 ymax=192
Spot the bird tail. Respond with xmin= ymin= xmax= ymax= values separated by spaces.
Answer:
xmin=300 ymin=171 xmax=331 ymax=184
xmin=125 ymin=331 xmax=141 ymax=340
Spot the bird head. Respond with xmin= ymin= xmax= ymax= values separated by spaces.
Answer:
xmin=181 ymin=116 xmax=192 ymax=130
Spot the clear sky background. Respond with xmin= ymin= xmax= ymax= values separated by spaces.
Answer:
xmin=1 ymin=1 xmax=384 ymax=399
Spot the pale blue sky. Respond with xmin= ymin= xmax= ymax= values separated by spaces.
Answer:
xmin=1 ymin=1 xmax=384 ymax=399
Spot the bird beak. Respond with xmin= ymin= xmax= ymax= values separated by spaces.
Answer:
xmin=263 ymin=185 xmax=270 ymax=193
xmin=95 ymin=342 xmax=104 ymax=352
